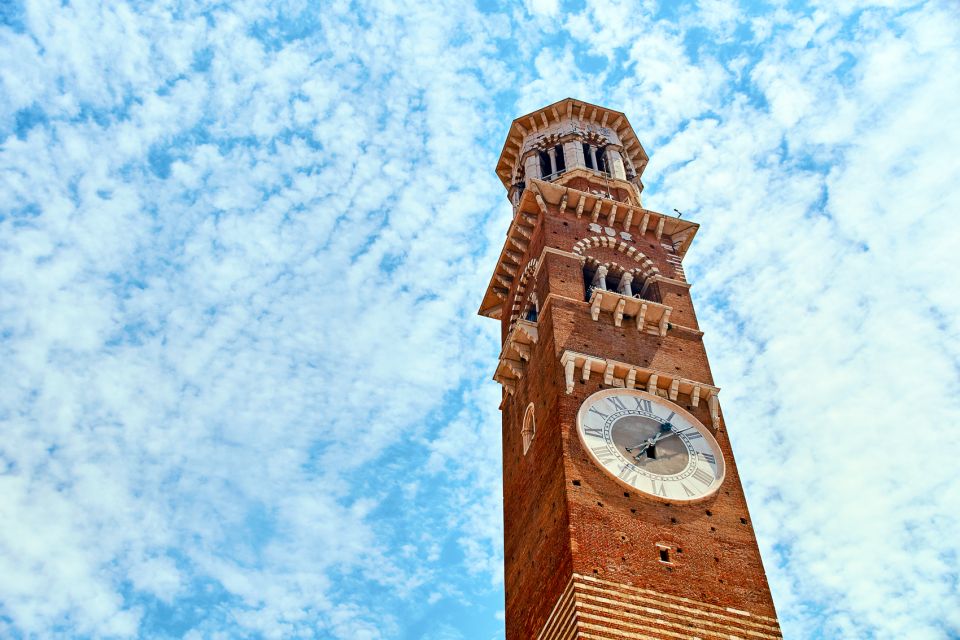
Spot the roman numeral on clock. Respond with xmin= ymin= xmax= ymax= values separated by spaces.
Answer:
xmin=634 ymin=398 xmax=652 ymax=412
xmin=608 ymin=396 xmax=628 ymax=412
xmin=699 ymin=452 xmax=716 ymax=464
xmin=588 ymin=406 xmax=610 ymax=420
xmin=681 ymin=483 xmax=696 ymax=497
xmin=592 ymin=446 xmax=618 ymax=465
xmin=650 ymin=479 xmax=667 ymax=497
xmin=618 ymin=465 xmax=639 ymax=486
xmin=583 ymin=427 xmax=604 ymax=439
xmin=691 ymin=467 xmax=713 ymax=486
xmin=678 ymin=428 xmax=703 ymax=440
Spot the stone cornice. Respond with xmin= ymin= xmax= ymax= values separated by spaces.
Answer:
xmin=558 ymin=349 xmax=721 ymax=429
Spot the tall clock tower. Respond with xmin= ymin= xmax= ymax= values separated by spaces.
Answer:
xmin=479 ymin=99 xmax=782 ymax=639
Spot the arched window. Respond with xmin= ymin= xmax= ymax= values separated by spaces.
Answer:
xmin=553 ymin=144 xmax=566 ymax=173
xmin=538 ymin=150 xmax=551 ymax=178
xmin=522 ymin=403 xmax=536 ymax=455
xmin=523 ymin=292 xmax=539 ymax=323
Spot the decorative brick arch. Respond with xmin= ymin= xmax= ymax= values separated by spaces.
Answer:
xmin=572 ymin=236 xmax=661 ymax=281
xmin=509 ymin=258 xmax=539 ymax=328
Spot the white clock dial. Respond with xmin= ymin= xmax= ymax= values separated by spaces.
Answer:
xmin=576 ymin=388 xmax=725 ymax=501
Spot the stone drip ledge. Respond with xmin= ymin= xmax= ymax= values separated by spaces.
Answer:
xmin=587 ymin=289 xmax=671 ymax=336
xmin=558 ymin=350 xmax=720 ymax=428
xmin=532 ymin=179 xmax=698 ymax=257
xmin=493 ymin=320 xmax=539 ymax=395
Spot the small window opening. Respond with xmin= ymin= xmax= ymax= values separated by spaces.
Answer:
xmin=659 ymin=548 xmax=670 ymax=563
xmin=538 ymin=150 xmax=550 ymax=178
xmin=583 ymin=143 xmax=594 ymax=169
xmin=597 ymin=146 xmax=608 ymax=174
xmin=521 ymin=403 xmax=536 ymax=455
xmin=572 ymin=480 xmax=581 ymax=486
xmin=554 ymin=144 xmax=566 ymax=173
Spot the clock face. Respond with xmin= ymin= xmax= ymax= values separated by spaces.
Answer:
xmin=576 ymin=388 xmax=725 ymax=501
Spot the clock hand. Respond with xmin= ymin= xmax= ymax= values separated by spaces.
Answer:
xmin=626 ymin=440 xmax=653 ymax=461
xmin=633 ymin=425 xmax=676 ymax=460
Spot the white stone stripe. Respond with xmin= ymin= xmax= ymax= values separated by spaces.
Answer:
xmin=537 ymin=577 xmax=577 ymax=640
xmin=575 ymin=587 xmax=780 ymax=638
xmin=576 ymin=575 xmax=780 ymax=629
xmin=577 ymin=597 xmax=780 ymax=640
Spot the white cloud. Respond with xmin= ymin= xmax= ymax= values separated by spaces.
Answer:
xmin=0 ymin=0 xmax=957 ymax=638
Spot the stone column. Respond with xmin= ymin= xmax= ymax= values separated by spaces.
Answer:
xmin=524 ymin=153 xmax=540 ymax=181
xmin=547 ymin=147 xmax=557 ymax=176
xmin=617 ymin=272 xmax=633 ymax=297
xmin=592 ymin=146 xmax=603 ymax=172
xmin=608 ymin=148 xmax=627 ymax=180
xmin=591 ymin=265 xmax=608 ymax=290
xmin=563 ymin=140 xmax=584 ymax=170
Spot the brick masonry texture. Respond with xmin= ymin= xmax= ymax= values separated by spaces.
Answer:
xmin=495 ymin=190 xmax=782 ymax=638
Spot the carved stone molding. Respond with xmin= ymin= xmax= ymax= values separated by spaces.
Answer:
xmin=558 ymin=350 xmax=721 ymax=428
xmin=493 ymin=320 xmax=539 ymax=394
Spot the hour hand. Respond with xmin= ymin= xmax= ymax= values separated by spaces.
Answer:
xmin=626 ymin=441 xmax=652 ymax=461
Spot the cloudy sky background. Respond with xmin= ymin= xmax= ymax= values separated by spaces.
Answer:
xmin=1 ymin=0 xmax=958 ymax=638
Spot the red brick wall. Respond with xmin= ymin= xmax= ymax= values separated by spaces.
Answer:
xmin=501 ymin=305 xmax=575 ymax=638
xmin=497 ymin=189 xmax=779 ymax=638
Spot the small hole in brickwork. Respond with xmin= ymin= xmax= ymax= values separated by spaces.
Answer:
xmin=740 ymin=517 xmax=748 ymax=524
xmin=563 ymin=221 xmax=569 ymax=226
xmin=620 ymin=535 xmax=626 ymax=542
xmin=592 ymin=568 xmax=599 ymax=574
xmin=623 ymin=492 xmax=630 ymax=498
xmin=719 ymin=579 xmax=725 ymax=584
xmin=710 ymin=526 xmax=716 ymax=532
xmin=596 ymin=501 xmax=604 ymax=507
xmin=622 ymin=556 xmax=626 ymax=561
xmin=572 ymin=480 xmax=581 ymax=486
xmin=659 ymin=549 xmax=670 ymax=563
xmin=705 ymin=510 xmax=713 ymax=516
xmin=630 ymin=508 xmax=637 ymax=514
xmin=714 ymin=557 xmax=720 ymax=563
xmin=676 ymin=548 xmax=683 ymax=554
xmin=670 ymin=517 xmax=677 ymax=524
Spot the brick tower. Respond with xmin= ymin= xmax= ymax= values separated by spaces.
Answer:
xmin=479 ymin=99 xmax=782 ymax=639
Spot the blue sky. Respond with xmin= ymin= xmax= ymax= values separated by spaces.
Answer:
xmin=1 ymin=0 xmax=958 ymax=638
